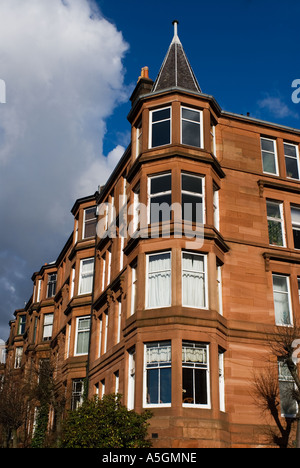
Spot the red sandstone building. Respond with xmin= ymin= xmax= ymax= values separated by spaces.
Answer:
xmin=3 ymin=22 xmax=300 ymax=448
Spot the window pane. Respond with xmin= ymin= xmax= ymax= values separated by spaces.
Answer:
xmin=182 ymin=253 xmax=206 ymax=308
xmin=261 ymin=138 xmax=275 ymax=152
xmin=150 ymin=194 xmax=172 ymax=223
xmin=195 ymin=369 xmax=208 ymax=405
xmin=293 ymin=229 xmax=300 ymax=249
xmin=182 ymin=174 xmax=203 ymax=194
xmin=182 ymin=368 xmax=194 ymax=403
xmin=148 ymin=253 xmax=171 ymax=308
xmin=160 ymin=367 xmax=172 ymax=404
xmin=150 ymin=174 xmax=171 ymax=194
xmin=284 ymin=143 xmax=297 ymax=157
xmin=152 ymin=108 xmax=170 ymax=123
xmin=182 ymin=108 xmax=200 ymax=122
xmin=147 ymin=368 xmax=158 ymax=404
xmin=268 ymin=221 xmax=283 ymax=246
xmin=76 ymin=331 xmax=89 ymax=354
xmin=152 ymin=120 xmax=170 ymax=147
xmin=285 ymin=157 xmax=299 ymax=179
xmin=262 ymin=151 xmax=276 ymax=174
xmin=182 ymin=193 xmax=203 ymax=223
xmin=84 ymin=220 xmax=97 ymax=238
xmin=182 ymin=120 xmax=201 ymax=147
xmin=273 ymin=275 xmax=288 ymax=292
xmin=273 ymin=276 xmax=291 ymax=325
xmin=267 ymin=202 xmax=281 ymax=219
xmin=291 ymin=206 xmax=300 ymax=224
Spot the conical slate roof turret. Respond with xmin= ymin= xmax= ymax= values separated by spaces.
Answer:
xmin=152 ymin=21 xmax=201 ymax=94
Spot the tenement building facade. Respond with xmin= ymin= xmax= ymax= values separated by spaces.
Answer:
xmin=3 ymin=22 xmax=300 ymax=448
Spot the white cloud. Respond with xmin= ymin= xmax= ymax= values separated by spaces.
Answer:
xmin=0 ymin=0 xmax=129 ymax=338
xmin=257 ymin=96 xmax=299 ymax=120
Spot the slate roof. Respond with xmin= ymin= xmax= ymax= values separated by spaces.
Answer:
xmin=152 ymin=21 xmax=201 ymax=94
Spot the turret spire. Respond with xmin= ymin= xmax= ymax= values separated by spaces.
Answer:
xmin=152 ymin=21 xmax=201 ymax=94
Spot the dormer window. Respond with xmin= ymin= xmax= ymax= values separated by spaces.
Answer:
xmin=150 ymin=107 xmax=171 ymax=148
xmin=181 ymin=107 xmax=202 ymax=148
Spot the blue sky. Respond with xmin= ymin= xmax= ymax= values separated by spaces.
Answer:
xmin=0 ymin=0 xmax=300 ymax=340
xmin=99 ymin=0 xmax=300 ymax=156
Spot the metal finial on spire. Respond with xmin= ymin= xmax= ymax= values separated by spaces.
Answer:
xmin=172 ymin=20 xmax=179 ymax=36
xmin=171 ymin=20 xmax=180 ymax=45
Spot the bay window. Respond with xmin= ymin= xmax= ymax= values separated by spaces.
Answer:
xmin=145 ymin=341 xmax=172 ymax=406
xmin=146 ymin=252 xmax=171 ymax=308
xmin=182 ymin=252 xmax=207 ymax=308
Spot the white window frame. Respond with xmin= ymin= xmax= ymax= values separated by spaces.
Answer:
xmin=213 ymin=185 xmax=220 ymax=231
xmin=130 ymin=265 xmax=137 ymax=316
xmin=181 ymin=251 xmax=208 ymax=309
xmin=217 ymin=264 xmax=223 ymax=316
xmin=148 ymin=172 xmax=172 ymax=225
xmin=266 ymin=200 xmax=286 ymax=247
xmin=42 ymin=313 xmax=54 ymax=341
xmin=98 ymin=315 xmax=103 ymax=358
xmin=278 ymin=360 xmax=297 ymax=417
xmin=284 ymin=142 xmax=300 ymax=180
xmin=260 ymin=137 xmax=279 ymax=176
xmin=144 ymin=341 xmax=172 ymax=408
xmin=36 ymin=279 xmax=42 ymax=302
xmin=103 ymin=311 xmax=109 ymax=354
xmin=107 ymin=248 xmax=112 ymax=286
xmin=149 ymin=106 xmax=171 ymax=149
xmin=180 ymin=106 xmax=203 ymax=149
xmin=210 ymin=123 xmax=216 ymax=156
xmin=70 ymin=265 xmax=75 ymax=299
xmin=136 ymin=120 xmax=143 ymax=158
xmin=114 ymin=371 xmax=120 ymax=395
xmin=219 ymin=350 xmax=225 ymax=412
xmin=83 ymin=207 xmax=97 ymax=239
xmin=182 ymin=342 xmax=210 ymax=409
xmin=291 ymin=204 xmax=300 ymax=250
xmin=74 ymin=316 xmax=91 ymax=356
xmin=46 ymin=273 xmax=57 ymax=298
xmin=18 ymin=315 xmax=26 ymax=335
xmin=14 ymin=346 xmax=23 ymax=369
xmin=272 ymin=274 xmax=293 ymax=326
xmin=128 ymin=348 xmax=136 ymax=410
xmin=78 ymin=258 xmax=94 ymax=295
xmin=117 ymin=300 xmax=122 ymax=344
xmin=146 ymin=251 xmax=172 ymax=309
xmin=181 ymin=172 xmax=205 ymax=225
